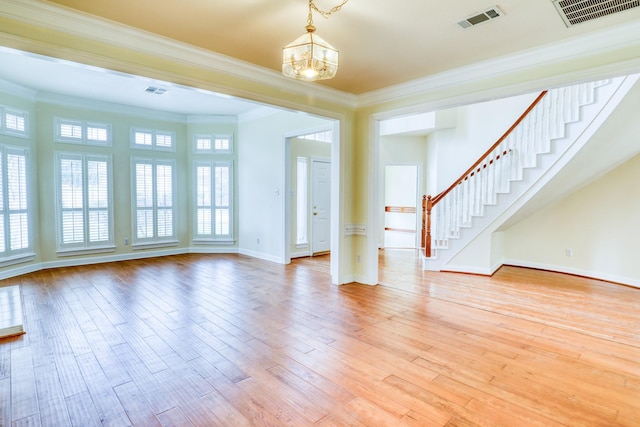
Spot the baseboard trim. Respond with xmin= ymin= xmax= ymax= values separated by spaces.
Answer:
xmin=501 ymin=259 xmax=640 ymax=289
xmin=440 ymin=265 xmax=493 ymax=276
xmin=0 ymin=247 xmax=240 ymax=281
xmin=188 ymin=246 xmax=240 ymax=254
xmin=237 ymin=249 xmax=283 ymax=264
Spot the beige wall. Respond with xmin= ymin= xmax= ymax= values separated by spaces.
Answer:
xmin=502 ymin=153 xmax=640 ymax=287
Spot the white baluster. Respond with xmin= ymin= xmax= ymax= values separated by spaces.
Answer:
xmin=462 ymin=177 xmax=470 ymax=225
xmin=455 ymin=184 xmax=462 ymax=237
xmin=541 ymin=96 xmax=551 ymax=153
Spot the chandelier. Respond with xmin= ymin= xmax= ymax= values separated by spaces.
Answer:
xmin=282 ymin=0 xmax=348 ymax=81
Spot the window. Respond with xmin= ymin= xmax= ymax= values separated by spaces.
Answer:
xmin=214 ymin=136 xmax=231 ymax=151
xmin=0 ymin=146 xmax=31 ymax=259
xmin=195 ymin=136 xmax=212 ymax=152
xmin=133 ymin=158 xmax=176 ymax=245
xmin=132 ymin=128 xmax=176 ymax=151
xmin=193 ymin=134 xmax=233 ymax=154
xmin=56 ymin=153 xmax=113 ymax=252
xmin=194 ymin=161 xmax=232 ymax=240
xmin=55 ymin=118 xmax=111 ymax=145
xmin=298 ymin=130 xmax=332 ymax=143
xmin=0 ymin=107 xmax=29 ymax=138
xmin=296 ymin=157 xmax=308 ymax=246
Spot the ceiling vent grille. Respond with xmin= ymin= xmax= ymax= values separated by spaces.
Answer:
xmin=457 ymin=6 xmax=504 ymax=29
xmin=552 ymin=0 xmax=639 ymax=26
xmin=144 ymin=86 xmax=167 ymax=95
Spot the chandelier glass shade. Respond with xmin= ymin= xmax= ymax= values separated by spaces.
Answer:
xmin=282 ymin=0 xmax=347 ymax=82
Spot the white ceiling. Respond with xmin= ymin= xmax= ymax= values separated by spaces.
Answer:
xmin=0 ymin=47 xmax=271 ymax=117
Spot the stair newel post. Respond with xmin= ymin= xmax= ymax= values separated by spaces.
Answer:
xmin=421 ymin=195 xmax=427 ymax=249
xmin=425 ymin=195 xmax=433 ymax=258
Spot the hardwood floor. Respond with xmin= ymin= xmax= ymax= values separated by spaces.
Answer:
xmin=1 ymin=250 xmax=639 ymax=426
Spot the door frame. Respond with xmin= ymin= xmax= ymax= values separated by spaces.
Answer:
xmin=283 ymin=120 xmax=341 ymax=283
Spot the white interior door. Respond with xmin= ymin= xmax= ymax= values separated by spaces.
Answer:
xmin=384 ymin=165 xmax=418 ymax=248
xmin=312 ymin=160 xmax=331 ymax=254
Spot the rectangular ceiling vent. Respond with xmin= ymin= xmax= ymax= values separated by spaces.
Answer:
xmin=144 ymin=86 xmax=167 ymax=95
xmin=552 ymin=0 xmax=639 ymax=27
xmin=457 ymin=6 xmax=504 ymax=29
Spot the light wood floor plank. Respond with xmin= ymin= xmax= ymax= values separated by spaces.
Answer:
xmin=1 ymin=250 xmax=639 ymax=426
xmin=10 ymin=346 xmax=39 ymax=422
xmin=0 ymin=376 xmax=10 ymax=427
xmin=113 ymin=381 xmax=162 ymax=427
xmin=34 ymin=363 xmax=72 ymax=427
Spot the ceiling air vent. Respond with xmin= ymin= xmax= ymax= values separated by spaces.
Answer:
xmin=144 ymin=86 xmax=167 ymax=95
xmin=457 ymin=6 xmax=504 ymax=29
xmin=552 ymin=0 xmax=640 ymax=27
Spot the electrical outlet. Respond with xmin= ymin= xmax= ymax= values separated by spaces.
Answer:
xmin=257 ymin=237 xmax=260 ymax=244
xmin=357 ymin=255 xmax=361 ymax=263
xmin=124 ymin=237 xmax=129 ymax=245
xmin=566 ymin=248 xmax=573 ymax=257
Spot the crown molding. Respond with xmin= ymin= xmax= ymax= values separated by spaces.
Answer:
xmin=238 ymin=106 xmax=282 ymax=123
xmin=0 ymin=77 xmax=37 ymax=100
xmin=0 ymin=0 xmax=357 ymax=109
xmin=187 ymin=115 xmax=238 ymax=125
xmin=357 ymin=20 xmax=640 ymax=108
xmin=37 ymin=92 xmax=188 ymax=123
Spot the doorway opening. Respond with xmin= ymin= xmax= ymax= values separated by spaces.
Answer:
xmin=285 ymin=127 xmax=335 ymax=268
xmin=384 ymin=164 xmax=419 ymax=249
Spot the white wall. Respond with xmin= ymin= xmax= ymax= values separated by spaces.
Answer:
xmin=377 ymin=93 xmax=538 ymax=251
xmin=502 ymin=153 xmax=640 ymax=287
xmin=427 ymin=93 xmax=539 ymax=193
xmin=441 ymin=76 xmax=640 ymax=281
xmin=237 ymin=111 xmax=332 ymax=263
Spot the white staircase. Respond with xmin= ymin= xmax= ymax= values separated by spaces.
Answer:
xmin=423 ymin=74 xmax=639 ymax=271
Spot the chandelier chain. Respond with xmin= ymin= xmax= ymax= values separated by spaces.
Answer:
xmin=307 ymin=0 xmax=348 ymax=26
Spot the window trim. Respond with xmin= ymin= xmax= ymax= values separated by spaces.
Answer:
xmin=131 ymin=157 xmax=177 ymax=247
xmin=54 ymin=117 xmax=112 ymax=146
xmin=54 ymin=151 xmax=115 ymax=254
xmin=193 ymin=133 xmax=233 ymax=154
xmin=0 ymin=106 xmax=29 ymax=139
xmin=131 ymin=128 xmax=176 ymax=152
xmin=0 ymin=145 xmax=33 ymax=260
xmin=193 ymin=160 xmax=234 ymax=243
xmin=296 ymin=156 xmax=309 ymax=247
xmin=298 ymin=130 xmax=332 ymax=143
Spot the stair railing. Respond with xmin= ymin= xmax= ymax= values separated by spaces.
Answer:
xmin=422 ymin=91 xmax=548 ymax=257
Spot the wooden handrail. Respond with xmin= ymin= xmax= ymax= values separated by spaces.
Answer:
xmin=424 ymin=90 xmax=548 ymax=257
xmin=432 ymin=90 xmax=548 ymax=205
